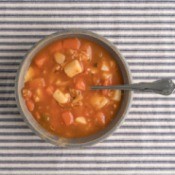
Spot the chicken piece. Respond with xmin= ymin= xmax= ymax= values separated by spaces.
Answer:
xmin=54 ymin=52 xmax=65 ymax=65
xmin=53 ymin=89 xmax=70 ymax=104
xmin=25 ymin=67 xmax=34 ymax=82
xmin=111 ymin=90 xmax=121 ymax=101
xmin=64 ymin=59 xmax=83 ymax=78
xmin=90 ymin=94 xmax=109 ymax=109
xmin=69 ymin=89 xmax=83 ymax=106
xmin=75 ymin=117 xmax=87 ymax=124
xmin=69 ymin=89 xmax=81 ymax=98
xmin=72 ymin=93 xmax=83 ymax=106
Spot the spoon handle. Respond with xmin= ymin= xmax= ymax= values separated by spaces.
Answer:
xmin=91 ymin=79 xmax=175 ymax=96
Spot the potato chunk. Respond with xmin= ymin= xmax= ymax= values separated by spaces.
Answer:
xmin=25 ymin=67 xmax=34 ymax=82
xmin=90 ymin=94 xmax=109 ymax=109
xmin=54 ymin=52 xmax=65 ymax=65
xmin=64 ymin=59 xmax=83 ymax=77
xmin=53 ymin=89 xmax=70 ymax=104
xmin=75 ymin=117 xmax=87 ymax=124
xmin=111 ymin=90 xmax=121 ymax=101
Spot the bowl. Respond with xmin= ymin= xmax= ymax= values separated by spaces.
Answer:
xmin=15 ymin=29 xmax=132 ymax=147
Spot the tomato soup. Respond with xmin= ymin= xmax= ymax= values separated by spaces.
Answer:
xmin=22 ymin=38 xmax=123 ymax=138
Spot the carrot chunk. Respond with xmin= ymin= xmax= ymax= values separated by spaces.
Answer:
xmin=34 ymin=54 xmax=48 ymax=68
xmin=48 ymin=41 xmax=62 ymax=54
xmin=34 ymin=112 xmax=41 ymax=120
xmin=63 ymin=38 xmax=81 ymax=50
xmin=96 ymin=112 xmax=105 ymax=125
xmin=28 ymin=78 xmax=45 ymax=89
xmin=62 ymin=111 xmax=74 ymax=126
xmin=74 ymin=77 xmax=86 ymax=91
xmin=26 ymin=99 xmax=34 ymax=112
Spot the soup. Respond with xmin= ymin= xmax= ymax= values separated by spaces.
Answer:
xmin=22 ymin=38 xmax=123 ymax=138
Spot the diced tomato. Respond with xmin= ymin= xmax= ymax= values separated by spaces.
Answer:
xmin=28 ymin=78 xmax=45 ymax=89
xmin=96 ymin=112 xmax=105 ymax=125
xmin=26 ymin=99 xmax=34 ymax=112
xmin=63 ymin=38 xmax=81 ymax=50
xmin=62 ymin=111 xmax=74 ymax=126
xmin=49 ymin=41 xmax=62 ymax=54
xmin=74 ymin=77 xmax=86 ymax=91
xmin=46 ymin=85 xmax=54 ymax=95
xmin=34 ymin=54 xmax=48 ymax=68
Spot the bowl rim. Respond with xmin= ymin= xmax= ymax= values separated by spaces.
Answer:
xmin=15 ymin=29 xmax=133 ymax=148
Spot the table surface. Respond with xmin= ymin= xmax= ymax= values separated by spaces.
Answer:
xmin=0 ymin=0 xmax=175 ymax=175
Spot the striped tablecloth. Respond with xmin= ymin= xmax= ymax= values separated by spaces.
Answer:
xmin=0 ymin=0 xmax=175 ymax=174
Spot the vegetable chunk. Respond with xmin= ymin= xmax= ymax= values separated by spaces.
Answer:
xmin=28 ymin=78 xmax=45 ymax=89
xmin=35 ymin=54 xmax=47 ymax=68
xmin=25 ymin=67 xmax=34 ymax=82
xmin=96 ymin=112 xmax=105 ymax=125
xmin=90 ymin=94 xmax=109 ymax=109
xmin=54 ymin=52 xmax=65 ymax=65
xmin=26 ymin=100 xmax=34 ymax=112
xmin=111 ymin=90 xmax=122 ymax=101
xmin=81 ymin=44 xmax=92 ymax=59
xmin=74 ymin=77 xmax=86 ymax=91
xmin=53 ymin=89 xmax=70 ymax=104
xmin=63 ymin=38 xmax=81 ymax=50
xmin=75 ymin=117 xmax=87 ymax=124
xmin=49 ymin=41 xmax=62 ymax=54
xmin=62 ymin=111 xmax=74 ymax=126
xmin=64 ymin=59 xmax=83 ymax=78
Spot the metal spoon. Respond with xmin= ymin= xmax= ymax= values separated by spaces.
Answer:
xmin=91 ymin=79 xmax=175 ymax=96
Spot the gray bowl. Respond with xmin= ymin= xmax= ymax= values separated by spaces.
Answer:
xmin=15 ymin=29 xmax=132 ymax=147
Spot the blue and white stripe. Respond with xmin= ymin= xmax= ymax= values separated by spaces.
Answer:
xmin=0 ymin=0 xmax=175 ymax=174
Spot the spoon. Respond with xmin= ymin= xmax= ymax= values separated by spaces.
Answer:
xmin=91 ymin=79 xmax=175 ymax=96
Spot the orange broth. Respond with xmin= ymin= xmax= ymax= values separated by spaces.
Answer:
xmin=22 ymin=38 xmax=123 ymax=138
